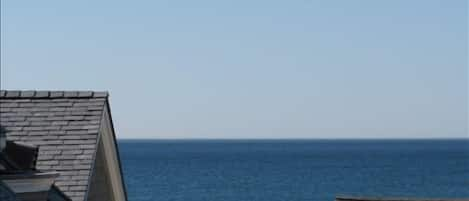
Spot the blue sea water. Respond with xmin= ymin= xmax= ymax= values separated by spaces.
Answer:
xmin=118 ymin=139 xmax=469 ymax=201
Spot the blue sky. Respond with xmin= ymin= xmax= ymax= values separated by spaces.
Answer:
xmin=1 ymin=0 xmax=467 ymax=139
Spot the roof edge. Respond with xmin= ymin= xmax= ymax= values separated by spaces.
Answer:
xmin=0 ymin=90 xmax=108 ymax=99
xmin=105 ymin=100 xmax=129 ymax=201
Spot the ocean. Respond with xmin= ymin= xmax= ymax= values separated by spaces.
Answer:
xmin=118 ymin=139 xmax=469 ymax=201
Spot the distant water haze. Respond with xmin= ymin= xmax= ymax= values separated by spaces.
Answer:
xmin=1 ymin=0 xmax=467 ymax=139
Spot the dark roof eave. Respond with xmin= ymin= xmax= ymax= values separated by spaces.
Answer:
xmin=0 ymin=171 xmax=60 ymax=180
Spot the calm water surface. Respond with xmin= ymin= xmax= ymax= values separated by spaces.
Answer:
xmin=118 ymin=140 xmax=469 ymax=201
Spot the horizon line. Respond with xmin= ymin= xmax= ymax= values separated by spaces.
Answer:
xmin=116 ymin=137 xmax=469 ymax=140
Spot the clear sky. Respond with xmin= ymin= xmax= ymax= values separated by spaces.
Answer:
xmin=1 ymin=0 xmax=467 ymax=139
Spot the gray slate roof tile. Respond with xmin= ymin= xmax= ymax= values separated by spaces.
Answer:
xmin=20 ymin=90 xmax=35 ymax=97
xmin=0 ymin=90 xmax=108 ymax=201
xmin=5 ymin=91 xmax=20 ymax=97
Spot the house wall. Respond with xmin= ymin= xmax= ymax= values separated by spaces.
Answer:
xmin=86 ymin=107 xmax=126 ymax=201
xmin=86 ymin=139 xmax=114 ymax=201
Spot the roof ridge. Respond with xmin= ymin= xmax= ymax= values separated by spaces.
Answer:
xmin=0 ymin=90 xmax=108 ymax=99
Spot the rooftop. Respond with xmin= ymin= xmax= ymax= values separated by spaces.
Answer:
xmin=0 ymin=90 xmax=108 ymax=99
xmin=0 ymin=90 xmax=110 ymax=201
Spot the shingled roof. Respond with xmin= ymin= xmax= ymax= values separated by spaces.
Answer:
xmin=0 ymin=90 xmax=127 ymax=201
